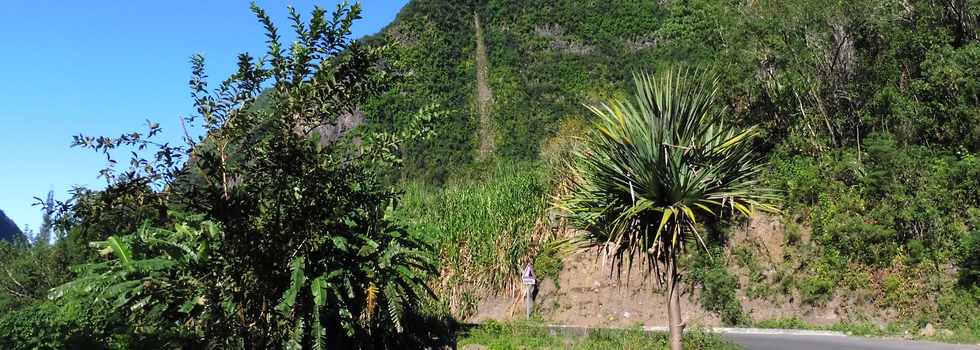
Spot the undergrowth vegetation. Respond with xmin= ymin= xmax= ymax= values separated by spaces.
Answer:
xmin=394 ymin=161 xmax=559 ymax=317
xmin=458 ymin=321 xmax=741 ymax=350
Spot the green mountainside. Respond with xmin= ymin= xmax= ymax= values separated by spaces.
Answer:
xmin=368 ymin=0 xmax=979 ymax=180
xmin=370 ymin=0 xmax=980 ymax=333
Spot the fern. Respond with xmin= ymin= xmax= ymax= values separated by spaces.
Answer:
xmin=383 ymin=283 xmax=404 ymax=333
xmin=312 ymin=307 xmax=326 ymax=350
xmin=285 ymin=318 xmax=304 ymax=350
xmin=277 ymin=256 xmax=307 ymax=315
xmin=363 ymin=281 xmax=379 ymax=324
xmin=310 ymin=276 xmax=327 ymax=307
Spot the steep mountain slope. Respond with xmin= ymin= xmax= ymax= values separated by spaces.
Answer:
xmin=369 ymin=0 xmax=978 ymax=179
xmin=0 ymin=209 xmax=23 ymax=242
xmin=368 ymin=0 xmax=667 ymax=180
xmin=370 ymin=0 xmax=980 ymax=335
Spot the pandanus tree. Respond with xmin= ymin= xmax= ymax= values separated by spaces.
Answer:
xmin=561 ymin=69 xmax=775 ymax=350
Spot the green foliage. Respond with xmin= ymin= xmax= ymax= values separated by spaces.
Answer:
xmin=0 ymin=298 xmax=180 ymax=350
xmin=362 ymin=0 xmax=481 ymax=182
xmin=957 ymin=210 xmax=980 ymax=286
xmin=0 ymin=191 xmax=155 ymax=347
xmin=51 ymin=219 xmax=227 ymax=343
xmin=373 ymin=0 xmax=978 ymax=181
xmin=687 ymin=250 xmax=746 ymax=326
xmin=561 ymin=68 xmax=775 ymax=285
xmin=770 ymin=134 xmax=980 ymax=267
xmin=798 ymin=276 xmax=835 ymax=307
xmin=395 ymin=161 xmax=549 ymax=316
xmin=937 ymin=286 xmax=980 ymax=341
xmin=43 ymin=2 xmax=442 ymax=348
xmin=458 ymin=321 xmax=741 ymax=350
xmin=1 ymin=302 xmax=112 ymax=350
xmin=561 ymin=69 xmax=774 ymax=349
xmin=731 ymin=245 xmax=773 ymax=300
xmin=531 ymin=239 xmax=569 ymax=284
xmin=0 ymin=241 xmax=60 ymax=310
xmin=798 ymin=250 xmax=846 ymax=307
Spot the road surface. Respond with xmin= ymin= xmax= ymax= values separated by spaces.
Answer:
xmin=722 ymin=332 xmax=979 ymax=350
xmin=518 ymin=324 xmax=979 ymax=349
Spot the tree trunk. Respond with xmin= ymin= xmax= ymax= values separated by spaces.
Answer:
xmin=667 ymin=252 xmax=683 ymax=350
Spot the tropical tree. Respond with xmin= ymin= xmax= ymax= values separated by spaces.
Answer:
xmin=50 ymin=2 xmax=442 ymax=348
xmin=561 ymin=69 xmax=775 ymax=350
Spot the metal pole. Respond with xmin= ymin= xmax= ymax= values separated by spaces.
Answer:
xmin=522 ymin=263 xmax=536 ymax=319
xmin=525 ymin=284 xmax=534 ymax=318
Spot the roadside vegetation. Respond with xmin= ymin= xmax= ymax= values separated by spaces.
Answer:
xmin=458 ymin=321 xmax=741 ymax=350
xmin=394 ymin=161 xmax=559 ymax=317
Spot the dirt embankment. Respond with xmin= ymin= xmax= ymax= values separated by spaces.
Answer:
xmin=470 ymin=214 xmax=893 ymax=328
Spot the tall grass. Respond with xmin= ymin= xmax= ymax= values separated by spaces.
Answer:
xmin=396 ymin=162 xmax=551 ymax=317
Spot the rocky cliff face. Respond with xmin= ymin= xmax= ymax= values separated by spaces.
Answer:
xmin=0 ymin=209 xmax=23 ymax=242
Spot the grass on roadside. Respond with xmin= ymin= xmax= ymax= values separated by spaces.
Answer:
xmin=457 ymin=321 xmax=742 ymax=350
xmin=753 ymin=317 xmax=980 ymax=344
xmin=396 ymin=161 xmax=552 ymax=317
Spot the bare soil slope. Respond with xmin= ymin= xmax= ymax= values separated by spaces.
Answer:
xmin=471 ymin=214 xmax=893 ymax=328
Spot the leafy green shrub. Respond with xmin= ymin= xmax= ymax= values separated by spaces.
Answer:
xmin=0 ymin=302 xmax=96 ymax=350
xmin=937 ymin=287 xmax=980 ymax=342
xmin=688 ymin=250 xmax=746 ymax=326
xmin=784 ymin=221 xmax=803 ymax=246
xmin=799 ymin=276 xmax=834 ymax=306
xmin=0 ymin=299 xmax=171 ymax=350
xmin=957 ymin=211 xmax=980 ymax=286
xmin=731 ymin=246 xmax=772 ymax=300
xmin=532 ymin=239 xmax=569 ymax=284
xmin=0 ymin=242 xmax=62 ymax=311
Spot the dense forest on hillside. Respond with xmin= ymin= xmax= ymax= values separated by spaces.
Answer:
xmin=1 ymin=0 xmax=979 ymax=348
xmin=370 ymin=0 xmax=980 ymax=339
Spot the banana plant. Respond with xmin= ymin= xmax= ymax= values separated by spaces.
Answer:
xmin=50 ymin=219 xmax=224 ymax=343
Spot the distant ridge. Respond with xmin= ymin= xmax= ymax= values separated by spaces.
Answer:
xmin=0 ymin=209 xmax=24 ymax=242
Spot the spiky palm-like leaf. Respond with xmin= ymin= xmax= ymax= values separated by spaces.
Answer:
xmin=562 ymin=68 xmax=776 ymax=350
xmin=562 ymin=68 xmax=776 ymax=280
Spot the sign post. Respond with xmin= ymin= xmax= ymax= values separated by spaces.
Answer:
xmin=521 ymin=264 xmax=536 ymax=319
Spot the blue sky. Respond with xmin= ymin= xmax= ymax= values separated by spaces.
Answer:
xmin=0 ymin=1 xmax=409 ymax=233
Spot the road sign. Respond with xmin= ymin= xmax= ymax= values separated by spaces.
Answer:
xmin=522 ymin=264 xmax=536 ymax=285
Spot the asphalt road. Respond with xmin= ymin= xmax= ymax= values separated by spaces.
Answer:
xmin=722 ymin=333 xmax=980 ymax=350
